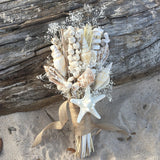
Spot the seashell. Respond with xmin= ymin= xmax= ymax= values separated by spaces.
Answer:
xmin=70 ymin=86 xmax=105 ymax=123
xmin=77 ymin=68 xmax=95 ymax=88
xmin=94 ymin=63 xmax=112 ymax=90
xmin=73 ymin=42 xmax=80 ymax=50
xmin=75 ymin=28 xmax=84 ymax=38
xmin=72 ymin=82 xmax=80 ymax=91
xmin=104 ymin=32 xmax=110 ymax=43
xmin=76 ymin=49 xmax=81 ymax=55
xmin=68 ymin=66 xmax=74 ymax=72
xmin=67 ymin=55 xmax=73 ymax=62
xmin=92 ymin=39 xmax=101 ymax=44
xmin=69 ymin=37 xmax=76 ymax=44
xmin=81 ymin=37 xmax=91 ymax=66
xmin=44 ymin=66 xmax=72 ymax=93
xmin=92 ymin=44 xmax=100 ymax=50
xmin=73 ymin=54 xmax=80 ymax=61
xmin=50 ymin=45 xmax=67 ymax=77
xmin=51 ymin=37 xmax=60 ymax=45
xmin=90 ymin=50 xmax=97 ymax=66
xmin=69 ymin=61 xmax=79 ymax=67
xmin=73 ymin=71 xmax=80 ymax=78
xmin=68 ymin=76 xmax=75 ymax=82
xmin=44 ymin=66 xmax=65 ymax=85
xmin=57 ymin=81 xmax=72 ymax=93
xmin=93 ymin=27 xmax=104 ymax=38
xmin=68 ymin=44 xmax=74 ymax=55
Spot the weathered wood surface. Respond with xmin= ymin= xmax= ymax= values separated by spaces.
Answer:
xmin=0 ymin=0 xmax=160 ymax=115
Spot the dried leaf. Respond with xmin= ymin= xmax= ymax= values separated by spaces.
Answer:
xmin=32 ymin=101 xmax=68 ymax=147
xmin=94 ymin=122 xmax=129 ymax=136
xmin=0 ymin=138 xmax=3 ymax=154
xmin=67 ymin=148 xmax=76 ymax=153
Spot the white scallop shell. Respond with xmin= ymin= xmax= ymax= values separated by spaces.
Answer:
xmin=94 ymin=63 xmax=112 ymax=90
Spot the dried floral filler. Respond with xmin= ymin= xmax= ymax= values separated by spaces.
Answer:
xmin=33 ymin=25 xmax=128 ymax=158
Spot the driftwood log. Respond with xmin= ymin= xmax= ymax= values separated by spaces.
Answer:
xmin=0 ymin=0 xmax=160 ymax=115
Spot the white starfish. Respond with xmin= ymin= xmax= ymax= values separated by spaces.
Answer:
xmin=70 ymin=86 xmax=105 ymax=123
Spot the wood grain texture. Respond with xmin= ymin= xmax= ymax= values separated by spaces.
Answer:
xmin=0 ymin=0 xmax=160 ymax=115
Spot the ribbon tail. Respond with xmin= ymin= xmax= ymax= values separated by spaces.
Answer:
xmin=32 ymin=100 xmax=69 ymax=147
xmin=93 ymin=122 xmax=129 ymax=136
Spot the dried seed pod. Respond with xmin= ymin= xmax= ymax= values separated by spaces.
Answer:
xmin=77 ymin=68 xmax=95 ymax=88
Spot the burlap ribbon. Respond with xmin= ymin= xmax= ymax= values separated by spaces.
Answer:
xmin=32 ymin=100 xmax=128 ymax=147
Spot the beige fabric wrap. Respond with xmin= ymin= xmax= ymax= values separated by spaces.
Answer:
xmin=32 ymin=100 xmax=128 ymax=147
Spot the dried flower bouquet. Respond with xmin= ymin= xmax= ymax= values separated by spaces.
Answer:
xmin=33 ymin=25 xmax=128 ymax=158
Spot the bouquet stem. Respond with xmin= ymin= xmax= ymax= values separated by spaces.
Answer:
xmin=69 ymin=102 xmax=94 ymax=158
xmin=75 ymin=133 xmax=94 ymax=158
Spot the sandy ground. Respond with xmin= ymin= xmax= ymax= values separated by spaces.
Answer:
xmin=0 ymin=74 xmax=160 ymax=160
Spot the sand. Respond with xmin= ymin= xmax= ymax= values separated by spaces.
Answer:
xmin=0 ymin=73 xmax=160 ymax=160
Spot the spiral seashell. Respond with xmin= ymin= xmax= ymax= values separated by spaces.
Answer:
xmin=94 ymin=63 xmax=112 ymax=90
xmin=50 ymin=44 xmax=67 ymax=77
xmin=81 ymin=37 xmax=91 ymax=66
xmin=77 ymin=68 xmax=95 ymax=88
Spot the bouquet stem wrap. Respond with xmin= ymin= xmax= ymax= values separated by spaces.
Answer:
xmin=33 ymin=100 xmax=128 ymax=158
